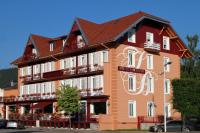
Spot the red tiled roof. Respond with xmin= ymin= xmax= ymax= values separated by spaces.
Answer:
xmin=12 ymin=11 xmax=191 ymax=65
xmin=77 ymin=11 xmax=169 ymax=45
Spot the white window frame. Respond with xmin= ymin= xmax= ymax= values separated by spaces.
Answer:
xmin=147 ymin=75 xmax=154 ymax=93
xmin=164 ymin=79 xmax=170 ymax=94
xmin=165 ymin=103 xmax=171 ymax=118
xmin=163 ymin=36 xmax=170 ymax=50
xmin=164 ymin=57 xmax=170 ymax=72
xmin=147 ymin=54 xmax=153 ymax=70
xmin=147 ymin=101 xmax=155 ymax=117
xmin=128 ymin=29 xmax=136 ymax=43
xmin=50 ymin=43 xmax=54 ymax=51
xmin=146 ymin=32 xmax=154 ymax=44
xmin=103 ymin=50 xmax=109 ymax=63
xmin=32 ymin=48 xmax=37 ymax=54
xmin=128 ymin=50 xmax=135 ymax=67
xmin=128 ymin=74 xmax=136 ymax=92
xmin=63 ymin=39 xmax=66 ymax=47
xmin=128 ymin=100 xmax=136 ymax=118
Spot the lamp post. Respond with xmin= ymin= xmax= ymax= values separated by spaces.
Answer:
xmin=163 ymin=61 xmax=172 ymax=132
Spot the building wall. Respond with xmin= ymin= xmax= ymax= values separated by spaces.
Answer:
xmin=99 ymin=42 xmax=181 ymax=130
xmin=4 ymin=87 xmax=19 ymax=97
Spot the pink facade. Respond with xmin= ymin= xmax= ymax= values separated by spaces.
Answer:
xmin=2 ymin=11 xmax=192 ymax=130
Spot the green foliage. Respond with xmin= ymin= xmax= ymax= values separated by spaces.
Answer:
xmin=172 ymin=79 xmax=200 ymax=117
xmin=56 ymin=85 xmax=80 ymax=115
xmin=181 ymin=34 xmax=200 ymax=79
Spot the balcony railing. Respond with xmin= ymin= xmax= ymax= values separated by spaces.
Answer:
xmin=43 ymin=70 xmax=63 ymax=79
xmin=0 ymin=93 xmax=56 ymax=103
xmin=22 ymin=65 xmax=103 ymax=84
xmin=144 ymin=42 xmax=160 ymax=53
xmin=79 ymin=87 xmax=103 ymax=97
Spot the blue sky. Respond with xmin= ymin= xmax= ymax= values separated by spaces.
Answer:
xmin=0 ymin=0 xmax=199 ymax=69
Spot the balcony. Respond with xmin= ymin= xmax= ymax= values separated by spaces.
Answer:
xmin=23 ymin=65 xmax=103 ymax=84
xmin=21 ymin=75 xmax=32 ymax=82
xmin=144 ymin=42 xmax=160 ymax=53
xmin=43 ymin=70 xmax=64 ymax=79
xmin=79 ymin=87 xmax=103 ymax=97
xmin=2 ymin=93 xmax=56 ymax=103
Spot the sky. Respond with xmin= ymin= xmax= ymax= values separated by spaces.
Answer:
xmin=0 ymin=0 xmax=200 ymax=69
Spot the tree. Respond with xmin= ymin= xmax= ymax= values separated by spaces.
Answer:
xmin=181 ymin=34 xmax=200 ymax=79
xmin=56 ymin=85 xmax=80 ymax=130
xmin=172 ymin=79 xmax=200 ymax=126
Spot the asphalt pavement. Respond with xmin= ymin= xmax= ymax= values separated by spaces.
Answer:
xmin=0 ymin=128 xmax=200 ymax=133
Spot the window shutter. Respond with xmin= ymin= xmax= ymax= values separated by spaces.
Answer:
xmin=99 ymin=75 xmax=103 ymax=88
xmin=133 ymin=75 xmax=136 ymax=91
xmin=94 ymin=52 xmax=98 ymax=65
xmin=151 ymin=77 xmax=154 ymax=93
xmin=51 ymin=62 xmax=55 ymax=71
xmin=28 ymin=66 xmax=32 ymax=75
xmin=103 ymin=51 xmax=109 ymax=62
xmin=89 ymin=53 xmax=93 ymax=65
xmin=84 ymin=54 xmax=87 ymax=66
xmin=60 ymin=59 xmax=64 ymax=69
xmin=21 ymin=68 xmax=24 ymax=77
xmin=100 ymin=51 xmax=103 ymax=66
xmin=88 ymin=77 xmax=91 ymax=89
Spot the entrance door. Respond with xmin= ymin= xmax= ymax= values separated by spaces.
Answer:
xmin=80 ymin=101 xmax=87 ymax=121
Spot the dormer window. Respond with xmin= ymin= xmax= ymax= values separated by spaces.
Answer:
xmin=163 ymin=36 xmax=170 ymax=50
xmin=32 ymin=48 xmax=37 ymax=54
xmin=128 ymin=29 xmax=136 ymax=43
xmin=50 ymin=42 xmax=54 ymax=51
xmin=77 ymin=35 xmax=85 ymax=48
xmin=146 ymin=32 xmax=154 ymax=44
xmin=63 ymin=39 xmax=66 ymax=47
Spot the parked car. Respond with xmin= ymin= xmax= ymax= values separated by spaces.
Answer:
xmin=0 ymin=119 xmax=7 ymax=129
xmin=149 ymin=120 xmax=200 ymax=132
xmin=7 ymin=120 xmax=25 ymax=129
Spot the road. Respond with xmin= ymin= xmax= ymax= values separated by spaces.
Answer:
xmin=0 ymin=128 xmax=200 ymax=133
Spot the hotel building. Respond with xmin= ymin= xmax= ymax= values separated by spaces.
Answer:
xmin=8 ymin=11 xmax=192 ymax=130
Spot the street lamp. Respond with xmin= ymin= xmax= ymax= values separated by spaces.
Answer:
xmin=163 ymin=61 xmax=172 ymax=132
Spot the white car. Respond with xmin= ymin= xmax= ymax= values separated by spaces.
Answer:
xmin=7 ymin=120 xmax=25 ymax=129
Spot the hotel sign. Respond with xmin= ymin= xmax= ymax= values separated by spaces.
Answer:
xmin=118 ymin=66 xmax=145 ymax=74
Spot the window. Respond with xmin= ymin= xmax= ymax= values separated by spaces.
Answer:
xmin=128 ymin=100 xmax=136 ymax=118
xmin=32 ymin=48 xmax=37 ymax=54
xmin=78 ymin=55 xmax=87 ymax=66
xmin=77 ymin=35 xmax=85 ymax=48
xmin=164 ymin=57 xmax=170 ymax=72
xmin=128 ymin=50 xmax=135 ymax=67
xmin=147 ymin=102 xmax=155 ymax=117
xmin=20 ymin=86 xmax=24 ymax=96
xmin=163 ymin=36 xmax=170 ymax=50
xmin=165 ymin=103 xmax=171 ymax=118
xmin=50 ymin=43 xmax=54 ymax=51
xmin=164 ymin=79 xmax=170 ymax=94
xmin=147 ymin=75 xmax=154 ymax=93
xmin=103 ymin=51 xmax=109 ymax=62
xmin=71 ymin=57 xmax=76 ymax=68
xmin=128 ymin=29 xmax=136 ymax=43
xmin=128 ymin=74 xmax=136 ymax=92
xmin=90 ymin=102 xmax=107 ymax=115
xmin=146 ymin=32 xmax=154 ymax=43
xmin=63 ymin=39 xmax=66 ymax=47
xmin=80 ymin=78 xmax=87 ymax=90
xmin=147 ymin=54 xmax=153 ymax=69
xmin=92 ymin=76 xmax=96 ymax=89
